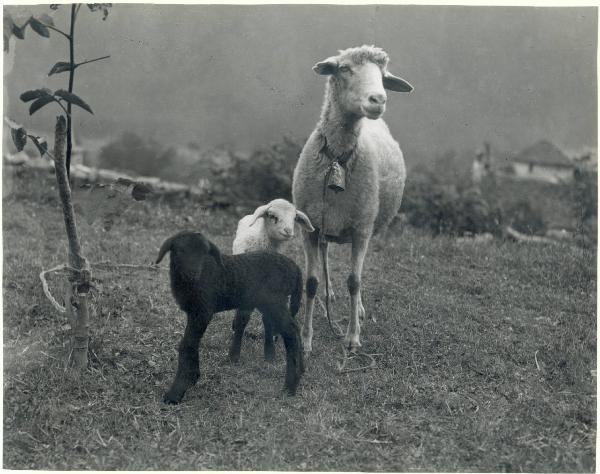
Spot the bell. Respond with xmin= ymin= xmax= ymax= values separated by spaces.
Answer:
xmin=327 ymin=161 xmax=346 ymax=192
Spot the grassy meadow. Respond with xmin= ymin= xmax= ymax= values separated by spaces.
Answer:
xmin=3 ymin=168 xmax=596 ymax=471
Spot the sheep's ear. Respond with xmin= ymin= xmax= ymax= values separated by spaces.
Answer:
xmin=295 ymin=210 xmax=315 ymax=232
xmin=313 ymin=57 xmax=338 ymax=75
xmin=248 ymin=204 xmax=270 ymax=227
xmin=208 ymin=242 xmax=224 ymax=268
xmin=383 ymin=72 xmax=413 ymax=92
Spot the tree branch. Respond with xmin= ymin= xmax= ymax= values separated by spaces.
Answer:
xmin=75 ymin=55 xmax=110 ymax=68
xmin=42 ymin=23 xmax=71 ymax=40
xmin=53 ymin=99 xmax=71 ymax=118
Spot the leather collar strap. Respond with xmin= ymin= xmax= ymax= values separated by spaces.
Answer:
xmin=319 ymin=135 xmax=355 ymax=166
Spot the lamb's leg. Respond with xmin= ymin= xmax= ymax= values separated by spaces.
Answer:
xmin=301 ymin=230 xmax=320 ymax=353
xmin=229 ymin=309 xmax=252 ymax=363
xmin=263 ymin=303 xmax=304 ymax=395
xmin=346 ymin=233 xmax=370 ymax=351
xmin=164 ymin=310 xmax=212 ymax=404
xmin=261 ymin=313 xmax=276 ymax=362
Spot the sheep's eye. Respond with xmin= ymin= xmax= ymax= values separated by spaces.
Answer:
xmin=269 ymin=214 xmax=278 ymax=223
xmin=338 ymin=64 xmax=352 ymax=74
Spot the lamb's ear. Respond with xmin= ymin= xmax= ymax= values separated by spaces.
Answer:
xmin=295 ymin=210 xmax=315 ymax=232
xmin=383 ymin=72 xmax=413 ymax=92
xmin=248 ymin=204 xmax=270 ymax=227
xmin=208 ymin=242 xmax=224 ymax=268
xmin=313 ymin=57 xmax=338 ymax=75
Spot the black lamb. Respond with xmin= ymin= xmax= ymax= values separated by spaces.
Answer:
xmin=155 ymin=231 xmax=304 ymax=404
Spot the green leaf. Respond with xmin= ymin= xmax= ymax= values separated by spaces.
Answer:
xmin=29 ymin=18 xmax=49 ymax=38
xmin=38 ymin=13 xmax=54 ymax=27
xmin=10 ymin=127 xmax=27 ymax=151
xmin=48 ymin=61 xmax=72 ymax=76
xmin=87 ymin=4 xmax=112 ymax=20
xmin=29 ymin=136 xmax=48 ymax=157
xmin=54 ymin=90 xmax=94 ymax=114
xmin=20 ymin=88 xmax=52 ymax=102
xmin=29 ymin=95 xmax=55 ymax=115
xmin=11 ymin=19 xmax=27 ymax=40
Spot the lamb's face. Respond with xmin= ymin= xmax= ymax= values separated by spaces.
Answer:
xmin=313 ymin=45 xmax=413 ymax=120
xmin=264 ymin=204 xmax=296 ymax=241
xmin=249 ymin=199 xmax=315 ymax=242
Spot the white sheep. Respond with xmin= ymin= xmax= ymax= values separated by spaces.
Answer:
xmin=292 ymin=45 xmax=413 ymax=352
xmin=229 ymin=198 xmax=314 ymax=362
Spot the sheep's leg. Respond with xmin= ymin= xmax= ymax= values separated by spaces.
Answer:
xmin=229 ymin=309 xmax=253 ymax=363
xmin=261 ymin=313 xmax=276 ymax=362
xmin=320 ymin=240 xmax=335 ymax=304
xmin=346 ymin=234 xmax=370 ymax=351
xmin=164 ymin=310 xmax=212 ymax=404
xmin=301 ymin=230 xmax=320 ymax=353
xmin=358 ymin=292 xmax=368 ymax=322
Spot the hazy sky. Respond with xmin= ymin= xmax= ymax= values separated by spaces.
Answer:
xmin=4 ymin=4 xmax=597 ymax=165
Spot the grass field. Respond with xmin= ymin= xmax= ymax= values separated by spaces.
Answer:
xmin=3 ymin=168 xmax=597 ymax=471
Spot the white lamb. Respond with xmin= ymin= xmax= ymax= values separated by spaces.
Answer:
xmin=292 ymin=45 xmax=413 ymax=352
xmin=232 ymin=198 xmax=314 ymax=254
xmin=229 ymin=198 xmax=314 ymax=363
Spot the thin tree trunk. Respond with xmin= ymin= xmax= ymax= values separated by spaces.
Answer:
xmin=53 ymin=115 xmax=91 ymax=370
xmin=65 ymin=3 xmax=76 ymax=179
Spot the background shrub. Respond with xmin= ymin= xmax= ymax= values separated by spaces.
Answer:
xmin=228 ymin=135 xmax=302 ymax=204
xmin=505 ymin=200 xmax=546 ymax=235
xmin=99 ymin=131 xmax=176 ymax=177
xmin=567 ymin=167 xmax=598 ymax=246
xmin=401 ymin=170 xmax=503 ymax=236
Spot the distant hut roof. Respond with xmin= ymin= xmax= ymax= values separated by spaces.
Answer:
xmin=513 ymin=140 xmax=573 ymax=168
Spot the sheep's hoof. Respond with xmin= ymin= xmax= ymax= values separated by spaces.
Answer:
xmin=301 ymin=331 xmax=313 ymax=354
xmin=264 ymin=351 xmax=275 ymax=363
xmin=344 ymin=335 xmax=362 ymax=353
xmin=228 ymin=353 xmax=241 ymax=364
xmin=302 ymin=340 xmax=312 ymax=354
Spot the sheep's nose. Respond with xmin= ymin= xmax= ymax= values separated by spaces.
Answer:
xmin=283 ymin=228 xmax=293 ymax=236
xmin=368 ymin=93 xmax=386 ymax=105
